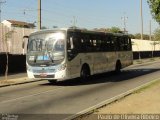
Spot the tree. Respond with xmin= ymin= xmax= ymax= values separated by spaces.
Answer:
xmin=134 ymin=33 xmax=150 ymax=40
xmin=3 ymin=30 xmax=15 ymax=81
xmin=129 ymin=34 xmax=135 ymax=39
xmin=143 ymin=34 xmax=150 ymax=40
xmin=41 ymin=26 xmax=47 ymax=29
xmin=150 ymin=28 xmax=160 ymax=57
xmin=53 ymin=26 xmax=58 ymax=28
xmin=153 ymin=28 xmax=160 ymax=41
xmin=134 ymin=33 xmax=141 ymax=39
xmin=93 ymin=27 xmax=121 ymax=33
xmin=148 ymin=0 xmax=160 ymax=24
xmin=108 ymin=27 xmax=121 ymax=33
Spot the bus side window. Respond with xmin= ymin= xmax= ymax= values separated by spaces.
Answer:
xmin=80 ymin=33 xmax=91 ymax=52
xmin=119 ymin=37 xmax=124 ymax=51
xmin=128 ymin=38 xmax=132 ymax=50
xmin=70 ymin=37 xmax=74 ymax=49
xmin=67 ymin=34 xmax=78 ymax=61
xmin=124 ymin=37 xmax=128 ymax=51
xmin=110 ymin=36 xmax=115 ymax=51
xmin=67 ymin=37 xmax=74 ymax=50
xmin=85 ymin=34 xmax=93 ymax=52
xmin=106 ymin=38 xmax=110 ymax=51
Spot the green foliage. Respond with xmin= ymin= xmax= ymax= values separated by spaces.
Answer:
xmin=93 ymin=27 xmax=121 ymax=33
xmin=109 ymin=27 xmax=121 ymax=33
xmin=143 ymin=34 xmax=150 ymax=40
xmin=134 ymin=33 xmax=150 ymax=40
xmin=41 ymin=26 xmax=47 ymax=29
xmin=134 ymin=33 xmax=141 ymax=39
xmin=153 ymin=28 xmax=160 ymax=41
xmin=148 ymin=0 xmax=160 ymax=24
xmin=129 ymin=34 xmax=135 ymax=39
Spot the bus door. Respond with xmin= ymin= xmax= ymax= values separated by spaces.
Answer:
xmin=67 ymin=32 xmax=81 ymax=78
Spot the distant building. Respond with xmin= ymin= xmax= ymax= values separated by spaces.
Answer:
xmin=1 ymin=20 xmax=35 ymax=28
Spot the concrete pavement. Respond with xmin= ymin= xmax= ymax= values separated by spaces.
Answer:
xmin=0 ymin=58 xmax=160 ymax=120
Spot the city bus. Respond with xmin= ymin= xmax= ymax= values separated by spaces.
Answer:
xmin=24 ymin=28 xmax=133 ymax=83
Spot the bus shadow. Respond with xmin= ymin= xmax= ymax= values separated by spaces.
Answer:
xmin=41 ymin=68 xmax=160 ymax=86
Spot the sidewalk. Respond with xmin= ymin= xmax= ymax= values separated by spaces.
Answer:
xmin=80 ymin=79 xmax=160 ymax=120
xmin=98 ymin=80 xmax=160 ymax=114
xmin=133 ymin=57 xmax=160 ymax=64
xmin=0 ymin=73 xmax=38 ymax=87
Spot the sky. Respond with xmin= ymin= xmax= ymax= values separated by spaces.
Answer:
xmin=1 ymin=0 xmax=160 ymax=34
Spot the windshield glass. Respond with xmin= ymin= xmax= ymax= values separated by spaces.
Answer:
xmin=27 ymin=32 xmax=66 ymax=65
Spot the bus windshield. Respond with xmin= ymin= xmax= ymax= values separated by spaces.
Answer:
xmin=27 ymin=32 xmax=65 ymax=65
xmin=28 ymin=38 xmax=65 ymax=53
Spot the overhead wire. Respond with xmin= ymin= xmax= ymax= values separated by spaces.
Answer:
xmin=2 ymin=1 xmax=121 ymax=30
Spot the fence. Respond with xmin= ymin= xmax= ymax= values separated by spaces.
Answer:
xmin=0 ymin=23 xmax=35 ymax=55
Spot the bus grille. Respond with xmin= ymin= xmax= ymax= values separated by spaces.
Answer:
xmin=33 ymin=69 xmax=55 ymax=73
xmin=34 ymin=75 xmax=55 ymax=78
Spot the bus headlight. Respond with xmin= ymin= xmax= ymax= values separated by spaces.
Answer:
xmin=57 ymin=64 xmax=66 ymax=71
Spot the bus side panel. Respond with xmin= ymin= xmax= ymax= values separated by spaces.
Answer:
xmin=67 ymin=53 xmax=94 ymax=79
xmin=117 ymin=51 xmax=133 ymax=69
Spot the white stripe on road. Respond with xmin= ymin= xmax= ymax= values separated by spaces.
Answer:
xmin=0 ymin=87 xmax=65 ymax=104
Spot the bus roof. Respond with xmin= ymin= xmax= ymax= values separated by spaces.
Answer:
xmin=30 ymin=28 xmax=128 ymax=37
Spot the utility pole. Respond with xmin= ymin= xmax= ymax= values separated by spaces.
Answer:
xmin=71 ymin=16 xmax=77 ymax=29
xmin=150 ymin=20 xmax=154 ymax=58
xmin=149 ymin=20 xmax=152 ymax=41
xmin=121 ymin=13 xmax=128 ymax=33
xmin=0 ymin=0 xmax=6 ymax=23
xmin=38 ymin=0 xmax=41 ymax=30
xmin=140 ymin=0 xmax=144 ymax=40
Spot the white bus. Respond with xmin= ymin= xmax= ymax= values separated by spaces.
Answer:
xmin=24 ymin=28 xmax=133 ymax=83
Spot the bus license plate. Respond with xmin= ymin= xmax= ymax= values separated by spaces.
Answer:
xmin=40 ymin=73 xmax=47 ymax=77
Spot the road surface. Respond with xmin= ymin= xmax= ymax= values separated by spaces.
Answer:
xmin=0 ymin=60 xmax=160 ymax=120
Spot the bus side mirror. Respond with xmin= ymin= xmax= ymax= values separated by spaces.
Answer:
xmin=22 ymin=36 xmax=29 ymax=49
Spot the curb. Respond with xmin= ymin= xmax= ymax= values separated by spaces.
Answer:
xmin=64 ymin=78 xmax=160 ymax=120
xmin=0 ymin=79 xmax=43 ymax=88
xmin=133 ymin=58 xmax=160 ymax=65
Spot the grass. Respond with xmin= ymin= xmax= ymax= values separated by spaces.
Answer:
xmin=134 ymin=79 xmax=160 ymax=94
xmin=73 ymin=79 xmax=160 ymax=120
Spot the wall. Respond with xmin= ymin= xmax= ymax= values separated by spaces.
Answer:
xmin=132 ymin=39 xmax=160 ymax=51
xmin=0 ymin=23 xmax=35 ymax=54
xmin=0 ymin=23 xmax=35 ymax=75
xmin=0 ymin=54 xmax=26 ymax=75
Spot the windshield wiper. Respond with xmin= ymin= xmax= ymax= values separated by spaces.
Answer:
xmin=45 ymin=41 xmax=54 ymax=63
xmin=45 ymin=50 xmax=54 ymax=63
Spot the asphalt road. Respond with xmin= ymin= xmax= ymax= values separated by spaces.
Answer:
xmin=0 ymin=61 xmax=160 ymax=120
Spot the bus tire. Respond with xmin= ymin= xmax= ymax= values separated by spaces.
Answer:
xmin=80 ymin=65 xmax=90 ymax=81
xmin=115 ymin=60 xmax=122 ymax=74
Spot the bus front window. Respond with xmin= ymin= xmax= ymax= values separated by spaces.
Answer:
xmin=51 ymin=39 xmax=65 ymax=61
xmin=27 ymin=32 xmax=66 ymax=65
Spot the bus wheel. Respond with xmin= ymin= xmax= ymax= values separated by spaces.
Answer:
xmin=80 ymin=65 xmax=90 ymax=81
xmin=115 ymin=61 xmax=122 ymax=74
